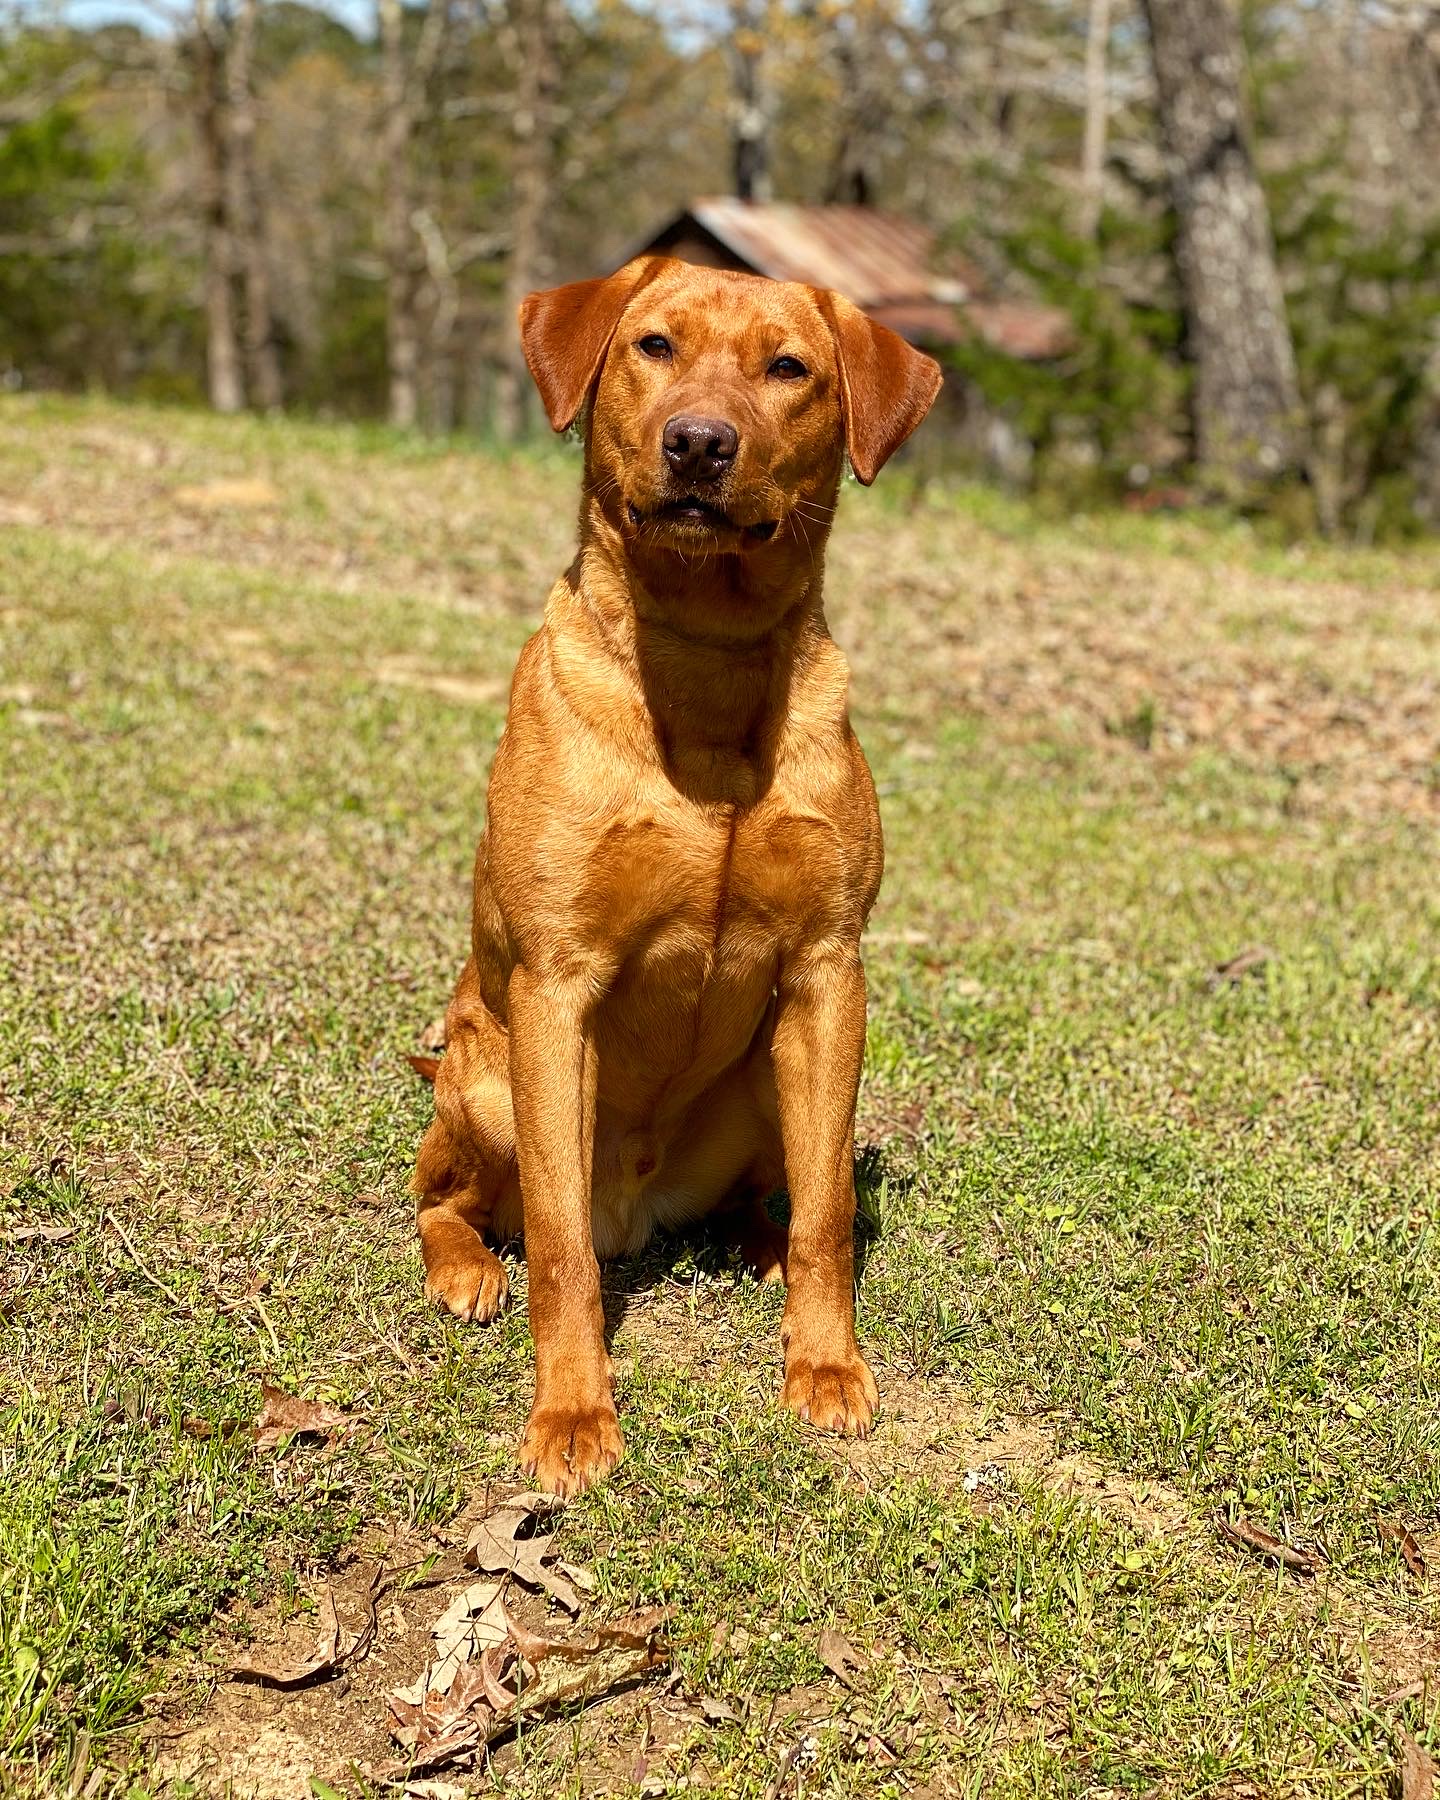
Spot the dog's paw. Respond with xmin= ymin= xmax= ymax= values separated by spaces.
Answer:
xmin=423 ymin=1242 xmax=510 ymax=1324
xmin=737 ymin=1214 xmax=789 ymax=1285
xmin=781 ymin=1352 xmax=878 ymax=1437
xmin=518 ymin=1398 xmax=624 ymax=1498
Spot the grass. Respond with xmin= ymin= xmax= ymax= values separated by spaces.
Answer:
xmin=0 ymin=394 xmax=1437 ymax=1797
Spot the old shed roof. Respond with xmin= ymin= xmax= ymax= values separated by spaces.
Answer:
xmin=640 ymin=198 xmax=1070 ymax=361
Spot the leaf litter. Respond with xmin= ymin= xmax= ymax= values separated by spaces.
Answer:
xmin=385 ymin=1598 xmax=672 ymax=1773
xmin=816 ymin=1628 xmax=869 ymax=1689
xmin=381 ymin=1526 xmax=676 ymax=1778
xmin=231 ymin=1565 xmax=384 ymax=1691
xmin=1402 ymin=1732 xmax=1436 ymax=1800
xmin=231 ymin=1589 xmax=343 ymax=1690
xmin=1379 ymin=1519 xmax=1429 ymax=1586
xmin=465 ymin=1490 xmax=584 ymax=1613
xmin=1207 ymin=946 xmax=1273 ymax=990
xmin=253 ymin=1378 xmax=349 ymax=1451
xmin=392 ymin=1581 xmax=509 ymax=1703
xmin=377 ymin=1493 xmax=674 ymax=1773
xmin=1215 ymin=1512 xmax=1319 ymax=1575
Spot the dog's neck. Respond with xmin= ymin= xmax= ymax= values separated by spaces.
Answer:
xmin=548 ymin=494 xmax=847 ymax=801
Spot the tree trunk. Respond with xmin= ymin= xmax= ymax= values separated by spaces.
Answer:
xmin=824 ymin=5 xmax=887 ymax=205
xmin=226 ymin=0 xmax=281 ymax=410
xmin=414 ymin=206 xmax=459 ymax=433
xmin=1140 ymin=0 xmax=1303 ymax=487
xmin=378 ymin=0 xmax=420 ymax=430
xmin=729 ymin=5 xmax=771 ymax=202
xmin=1079 ymin=0 xmax=1111 ymax=237
xmin=377 ymin=0 xmax=446 ymax=431
xmin=193 ymin=0 xmax=244 ymax=414
xmin=495 ymin=0 xmax=560 ymax=442
xmin=991 ymin=0 xmax=1018 ymax=141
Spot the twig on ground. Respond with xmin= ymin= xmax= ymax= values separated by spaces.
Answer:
xmin=103 ymin=1209 xmax=187 ymax=1311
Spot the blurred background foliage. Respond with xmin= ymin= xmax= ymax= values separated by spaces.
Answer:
xmin=1 ymin=0 xmax=1438 ymax=537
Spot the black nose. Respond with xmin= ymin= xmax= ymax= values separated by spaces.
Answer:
xmin=662 ymin=413 xmax=739 ymax=483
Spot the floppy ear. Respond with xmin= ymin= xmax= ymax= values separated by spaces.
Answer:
xmin=518 ymin=256 xmax=666 ymax=433
xmin=816 ymin=291 xmax=944 ymax=485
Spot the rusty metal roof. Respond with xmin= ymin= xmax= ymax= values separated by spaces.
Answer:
xmin=689 ymin=198 xmax=982 ymax=309
xmin=649 ymin=198 xmax=1070 ymax=361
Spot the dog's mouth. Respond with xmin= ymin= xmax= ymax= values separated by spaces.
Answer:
xmin=628 ymin=498 xmax=778 ymax=543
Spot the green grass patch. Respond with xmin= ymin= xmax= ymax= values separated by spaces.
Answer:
xmin=1 ymin=398 xmax=1435 ymax=1796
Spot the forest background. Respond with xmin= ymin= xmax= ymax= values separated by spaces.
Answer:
xmin=3 ymin=0 xmax=1440 ymax=536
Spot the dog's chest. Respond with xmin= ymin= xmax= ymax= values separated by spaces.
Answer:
xmin=592 ymin=791 xmax=853 ymax=981
xmin=579 ymin=795 xmax=851 ymax=1105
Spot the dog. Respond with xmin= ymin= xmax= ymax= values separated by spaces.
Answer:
xmin=410 ymin=255 xmax=941 ymax=1496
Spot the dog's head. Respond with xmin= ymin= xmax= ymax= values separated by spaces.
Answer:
xmin=519 ymin=257 xmax=942 ymax=558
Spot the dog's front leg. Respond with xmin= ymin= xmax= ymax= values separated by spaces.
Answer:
xmin=772 ymin=948 xmax=878 ymax=1436
xmin=507 ymin=964 xmax=621 ymax=1496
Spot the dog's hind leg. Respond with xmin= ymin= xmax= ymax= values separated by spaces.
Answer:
xmin=659 ymin=1048 xmax=789 ymax=1281
xmin=716 ymin=1174 xmax=789 ymax=1284
xmin=724 ymin=1041 xmax=788 ymax=1283
xmin=411 ymin=966 xmax=519 ymax=1324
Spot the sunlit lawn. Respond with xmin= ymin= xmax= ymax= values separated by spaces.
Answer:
xmin=1 ymin=396 xmax=1437 ymax=1797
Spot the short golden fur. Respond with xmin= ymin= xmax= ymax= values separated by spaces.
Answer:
xmin=410 ymin=256 xmax=941 ymax=1495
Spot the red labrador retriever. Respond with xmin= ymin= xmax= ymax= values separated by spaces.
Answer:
xmin=410 ymin=255 xmax=941 ymax=1494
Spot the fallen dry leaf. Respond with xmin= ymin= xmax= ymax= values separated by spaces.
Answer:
xmin=418 ymin=1015 xmax=448 ymax=1053
xmin=181 ymin=1417 xmax=241 ymax=1441
xmin=2 ymin=1223 xmax=76 ymax=1244
xmin=407 ymin=1054 xmax=441 ymax=1084
xmin=392 ymin=1580 xmax=507 ymax=1704
xmin=817 ymin=1627 xmax=868 ymax=1688
xmin=385 ymin=1600 xmax=670 ymax=1774
xmin=1215 ymin=1512 xmax=1317 ymax=1575
xmin=500 ymin=1602 xmax=672 ymax=1711
xmin=1379 ymin=1519 xmax=1429 ymax=1585
xmin=387 ymin=1660 xmax=490 ymax=1773
xmin=1208 ymin=946 xmax=1273 ymax=990
xmin=1402 ymin=1733 xmax=1436 ymax=1800
xmin=232 ymin=1588 xmax=341 ymax=1689
xmin=465 ymin=1493 xmax=584 ymax=1614
xmin=253 ymin=1379 xmax=348 ymax=1451
xmin=556 ymin=1558 xmax=596 ymax=1594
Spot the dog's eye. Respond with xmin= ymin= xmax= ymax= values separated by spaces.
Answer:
xmin=636 ymin=335 xmax=673 ymax=361
xmin=768 ymin=355 xmax=809 ymax=381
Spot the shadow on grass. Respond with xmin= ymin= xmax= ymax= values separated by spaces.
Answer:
xmin=592 ymin=1140 xmax=913 ymax=1348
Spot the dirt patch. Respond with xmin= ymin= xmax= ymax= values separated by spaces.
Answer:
xmin=138 ymin=1507 xmax=901 ymax=1800
xmin=145 ymin=1535 xmax=428 ymax=1796
xmin=374 ymin=658 xmax=508 ymax=708
xmin=142 ymin=1516 xmax=675 ymax=1799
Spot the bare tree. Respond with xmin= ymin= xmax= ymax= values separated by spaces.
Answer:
xmin=189 ymin=0 xmax=245 ymax=413
xmin=495 ymin=0 xmax=562 ymax=442
xmin=1079 ymin=0 xmax=1112 ymax=237
xmin=729 ymin=3 xmax=772 ymax=201
xmin=1140 ymin=0 xmax=1302 ymax=485
xmin=225 ymin=0 xmax=281 ymax=409
xmin=823 ymin=0 xmax=895 ymax=205
xmin=378 ymin=0 xmax=446 ymax=430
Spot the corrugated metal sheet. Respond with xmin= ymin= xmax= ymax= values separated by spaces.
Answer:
xmin=649 ymin=199 xmax=1069 ymax=361
xmin=690 ymin=199 xmax=982 ymax=309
